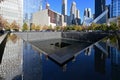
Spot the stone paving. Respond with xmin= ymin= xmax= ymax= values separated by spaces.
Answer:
xmin=30 ymin=39 xmax=93 ymax=65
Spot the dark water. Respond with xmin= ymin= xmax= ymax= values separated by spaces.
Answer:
xmin=0 ymin=33 xmax=120 ymax=80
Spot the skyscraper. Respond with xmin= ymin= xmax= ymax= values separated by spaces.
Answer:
xmin=83 ymin=8 xmax=93 ymax=26
xmin=62 ymin=0 xmax=67 ymax=22
xmin=0 ymin=0 xmax=23 ymax=26
xmin=84 ymin=8 xmax=92 ymax=18
xmin=70 ymin=1 xmax=77 ymax=20
xmin=70 ymin=1 xmax=80 ymax=25
xmin=76 ymin=9 xmax=80 ymax=19
xmin=62 ymin=0 xmax=67 ymax=15
xmin=111 ymin=0 xmax=120 ymax=17
xmin=76 ymin=9 xmax=81 ymax=25
xmin=95 ymin=0 xmax=105 ymax=18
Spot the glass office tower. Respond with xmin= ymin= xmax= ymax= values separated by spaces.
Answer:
xmin=95 ymin=0 xmax=106 ymax=18
xmin=111 ymin=0 xmax=120 ymax=17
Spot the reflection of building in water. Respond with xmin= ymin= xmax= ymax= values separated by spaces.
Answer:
xmin=85 ymin=46 xmax=93 ymax=56
xmin=110 ymin=47 xmax=120 ymax=80
xmin=94 ymin=46 xmax=106 ymax=74
xmin=62 ymin=64 xmax=67 ymax=72
xmin=23 ymin=43 xmax=42 ymax=80
xmin=111 ymin=47 xmax=120 ymax=65
xmin=0 ymin=34 xmax=23 ymax=80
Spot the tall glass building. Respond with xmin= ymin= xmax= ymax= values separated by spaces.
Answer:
xmin=111 ymin=0 xmax=120 ymax=17
xmin=95 ymin=0 xmax=105 ymax=18
xmin=62 ymin=0 xmax=67 ymax=22
xmin=0 ymin=0 xmax=23 ymax=26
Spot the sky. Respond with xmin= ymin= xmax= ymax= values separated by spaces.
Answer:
xmin=24 ymin=0 xmax=111 ymax=21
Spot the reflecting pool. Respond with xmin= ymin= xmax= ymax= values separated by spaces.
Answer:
xmin=0 ymin=33 xmax=120 ymax=80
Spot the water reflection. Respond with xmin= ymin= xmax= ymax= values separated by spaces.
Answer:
xmin=85 ymin=46 xmax=93 ymax=56
xmin=23 ymin=42 xmax=42 ymax=80
xmin=0 ymin=34 xmax=23 ymax=80
xmin=94 ymin=46 xmax=106 ymax=74
xmin=9 ymin=33 xmax=19 ymax=44
xmin=0 ymin=33 xmax=120 ymax=80
xmin=38 ymin=34 xmax=119 ymax=80
xmin=110 ymin=47 xmax=120 ymax=80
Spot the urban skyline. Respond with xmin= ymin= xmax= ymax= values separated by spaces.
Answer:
xmin=26 ymin=0 xmax=111 ymax=21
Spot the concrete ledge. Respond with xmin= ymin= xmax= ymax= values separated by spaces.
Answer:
xmin=14 ymin=32 xmax=61 ymax=41
xmin=14 ymin=32 xmax=108 ymax=42
xmin=62 ymin=32 xmax=108 ymax=43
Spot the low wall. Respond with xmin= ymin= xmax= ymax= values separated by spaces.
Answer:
xmin=62 ymin=32 xmax=108 ymax=43
xmin=14 ymin=32 xmax=61 ymax=41
xmin=14 ymin=32 xmax=108 ymax=43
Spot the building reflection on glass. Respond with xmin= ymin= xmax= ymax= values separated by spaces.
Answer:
xmin=0 ymin=34 xmax=23 ymax=80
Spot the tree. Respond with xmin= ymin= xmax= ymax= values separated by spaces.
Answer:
xmin=35 ymin=25 xmax=41 ymax=31
xmin=61 ymin=26 xmax=69 ymax=31
xmin=90 ymin=23 xmax=99 ymax=30
xmin=22 ymin=23 xmax=29 ymax=31
xmin=100 ymin=23 xmax=107 ymax=31
xmin=109 ymin=22 xmax=118 ymax=30
xmin=0 ymin=16 xmax=4 ymax=30
xmin=55 ymin=26 xmax=60 ymax=31
xmin=67 ymin=25 xmax=74 ymax=30
xmin=10 ymin=21 xmax=19 ymax=31
xmin=74 ymin=25 xmax=80 ymax=31
xmin=3 ymin=19 xmax=10 ymax=31
xmin=31 ymin=23 xmax=36 ymax=31
xmin=42 ymin=25 xmax=48 ymax=30
xmin=117 ymin=17 xmax=120 ymax=29
xmin=48 ymin=25 xmax=52 ymax=30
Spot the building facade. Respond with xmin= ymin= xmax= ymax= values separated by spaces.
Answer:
xmin=32 ymin=9 xmax=65 ymax=27
xmin=111 ymin=0 xmax=120 ymax=17
xmin=70 ymin=1 xmax=77 ymax=20
xmin=0 ymin=0 xmax=23 ymax=26
xmin=95 ymin=0 xmax=105 ymax=18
